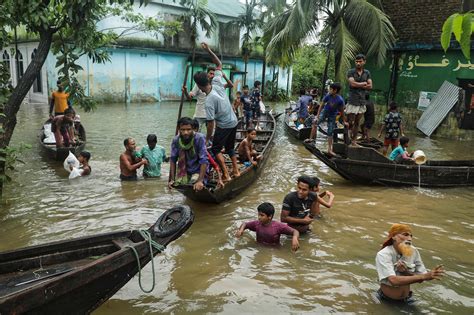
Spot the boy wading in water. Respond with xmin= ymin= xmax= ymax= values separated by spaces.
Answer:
xmin=237 ymin=128 xmax=262 ymax=166
xmin=236 ymin=202 xmax=300 ymax=252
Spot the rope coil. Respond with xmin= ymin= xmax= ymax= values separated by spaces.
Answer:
xmin=124 ymin=229 xmax=166 ymax=293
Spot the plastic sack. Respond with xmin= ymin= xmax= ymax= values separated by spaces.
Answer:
xmin=63 ymin=151 xmax=80 ymax=173
xmin=290 ymin=112 xmax=298 ymax=121
xmin=43 ymin=123 xmax=56 ymax=144
xmin=259 ymin=101 xmax=266 ymax=114
xmin=69 ymin=167 xmax=82 ymax=179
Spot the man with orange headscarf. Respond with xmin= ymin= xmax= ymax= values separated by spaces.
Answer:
xmin=375 ymin=224 xmax=445 ymax=303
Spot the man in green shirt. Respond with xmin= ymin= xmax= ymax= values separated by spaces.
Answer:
xmin=136 ymin=134 xmax=167 ymax=178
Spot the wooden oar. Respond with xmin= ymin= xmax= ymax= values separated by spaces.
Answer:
xmin=176 ymin=63 xmax=191 ymax=134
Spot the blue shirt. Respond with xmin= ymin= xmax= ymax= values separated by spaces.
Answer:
xmin=250 ymin=88 xmax=261 ymax=110
xmin=297 ymin=95 xmax=313 ymax=119
xmin=389 ymin=145 xmax=406 ymax=161
xmin=170 ymin=133 xmax=208 ymax=175
xmin=205 ymin=70 xmax=238 ymax=129
xmin=322 ymin=94 xmax=345 ymax=117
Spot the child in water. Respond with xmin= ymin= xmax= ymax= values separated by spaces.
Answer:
xmin=78 ymin=151 xmax=92 ymax=176
xmin=237 ymin=128 xmax=262 ymax=166
xmin=236 ymin=202 xmax=300 ymax=252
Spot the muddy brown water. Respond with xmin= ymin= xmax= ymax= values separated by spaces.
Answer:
xmin=1 ymin=102 xmax=473 ymax=314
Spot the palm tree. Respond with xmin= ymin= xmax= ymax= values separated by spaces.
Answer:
xmin=263 ymin=0 xmax=396 ymax=83
xmin=179 ymin=0 xmax=218 ymax=81
xmin=232 ymin=0 xmax=263 ymax=86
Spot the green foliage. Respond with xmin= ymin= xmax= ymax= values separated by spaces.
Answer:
xmin=179 ymin=0 xmax=217 ymax=41
xmin=441 ymin=12 xmax=473 ymax=60
xmin=292 ymin=45 xmax=334 ymax=94
xmin=263 ymin=0 xmax=396 ymax=77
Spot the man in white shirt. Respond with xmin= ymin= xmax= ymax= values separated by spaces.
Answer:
xmin=375 ymin=224 xmax=445 ymax=302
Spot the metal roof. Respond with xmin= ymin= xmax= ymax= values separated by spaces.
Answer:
xmin=152 ymin=0 xmax=246 ymax=18
xmin=416 ymin=81 xmax=461 ymax=137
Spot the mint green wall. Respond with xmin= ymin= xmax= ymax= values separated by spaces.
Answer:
xmin=367 ymin=50 xmax=474 ymax=107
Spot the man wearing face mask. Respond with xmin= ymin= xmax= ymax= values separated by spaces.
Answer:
xmin=375 ymin=224 xmax=445 ymax=303
xmin=168 ymin=117 xmax=208 ymax=191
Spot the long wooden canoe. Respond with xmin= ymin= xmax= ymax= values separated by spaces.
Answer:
xmin=174 ymin=111 xmax=276 ymax=203
xmin=304 ymin=142 xmax=474 ymax=187
xmin=0 ymin=205 xmax=194 ymax=314
xmin=39 ymin=119 xmax=87 ymax=161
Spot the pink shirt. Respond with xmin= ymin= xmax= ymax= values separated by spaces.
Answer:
xmin=245 ymin=220 xmax=295 ymax=245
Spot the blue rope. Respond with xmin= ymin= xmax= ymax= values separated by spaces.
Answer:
xmin=125 ymin=229 xmax=165 ymax=293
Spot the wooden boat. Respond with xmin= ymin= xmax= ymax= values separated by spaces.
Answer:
xmin=39 ymin=119 xmax=87 ymax=161
xmin=174 ymin=111 xmax=276 ymax=203
xmin=284 ymin=110 xmax=312 ymax=140
xmin=304 ymin=142 xmax=474 ymax=187
xmin=0 ymin=205 xmax=194 ymax=314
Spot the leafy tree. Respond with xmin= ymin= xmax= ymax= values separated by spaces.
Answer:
xmin=292 ymin=45 xmax=334 ymax=94
xmin=263 ymin=0 xmax=396 ymax=83
xmin=0 ymin=0 xmax=179 ymax=195
xmin=441 ymin=12 xmax=473 ymax=60
xmin=179 ymin=0 xmax=217 ymax=80
xmin=231 ymin=0 xmax=263 ymax=86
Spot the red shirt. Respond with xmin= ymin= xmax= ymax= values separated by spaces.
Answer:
xmin=245 ymin=220 xmax=295 ymax=245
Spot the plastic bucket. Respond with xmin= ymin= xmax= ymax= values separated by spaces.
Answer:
xmin=412 ymin=150 xmax=427 ymax=165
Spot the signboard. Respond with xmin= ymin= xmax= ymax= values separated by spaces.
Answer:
xmin=417 ymin=91 xmax=437 ymax=111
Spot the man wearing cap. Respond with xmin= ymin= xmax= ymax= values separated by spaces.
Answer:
xmin=375 ymin=224 xmax=445 ymax=302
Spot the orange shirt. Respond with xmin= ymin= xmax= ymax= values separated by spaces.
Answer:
xmin=51 ymin=91 xmax=69 ymax=114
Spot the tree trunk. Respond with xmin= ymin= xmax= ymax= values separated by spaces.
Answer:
xmin=261 ymin=48 xmax=266 ymax=96
xmin=244 ymin=57 xmax=248 ymax=86
xmin=0 ymin=30 xmax=53 ymax=195
xmin=321 ymin=41 xmax=332 ymax=101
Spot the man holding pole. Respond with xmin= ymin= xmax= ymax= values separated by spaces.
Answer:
xmin=193 ymin=43 xmax=240 ymax=181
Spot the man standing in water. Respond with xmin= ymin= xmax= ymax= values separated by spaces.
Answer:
xmin=193 ymin=42 xmax=240 ymax=181
xmin=376 ymin=224 xmax=445 ymax=303
xmin=281 ymin=176 xmax=319 ymax=233
xmin=120 ymin=137 xmax=147 ymax=181
xmin=346 ymin=54 xmax=372 ymax=146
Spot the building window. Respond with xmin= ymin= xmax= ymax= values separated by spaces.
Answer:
xmin=31 ymin=49 xmax=42 ymax=93
xmin=15 ymin=49 xmax=24 ymax=80
xmin=2 ymin=50 xmax=10 ymax=77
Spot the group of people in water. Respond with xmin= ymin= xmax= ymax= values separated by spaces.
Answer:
xmin=49 ymin=43 xmax=445 ymax=304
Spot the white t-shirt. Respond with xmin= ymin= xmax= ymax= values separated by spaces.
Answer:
xmin=205 ymin=70 xmax=238 ymax=129
xmin=190 ymin=84 xmax=207 ymax=119
xmin=375 ymin=245 xmax=427 ymax=286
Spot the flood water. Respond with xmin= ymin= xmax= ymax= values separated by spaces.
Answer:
xmin=2 ymin=102 xmax=474 ymax=314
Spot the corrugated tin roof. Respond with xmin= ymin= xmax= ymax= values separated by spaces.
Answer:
xmin=152 ymin=0 xmax=246 ymax=18
xmin=416 ymin=81 xmax=460 ymax=136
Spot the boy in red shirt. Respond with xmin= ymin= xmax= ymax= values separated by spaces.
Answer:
xmin=236 ymin=202 xmax=299 ymax=252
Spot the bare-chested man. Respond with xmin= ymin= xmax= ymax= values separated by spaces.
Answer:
xmin=119 ymin=137 xmax=147 ymax=181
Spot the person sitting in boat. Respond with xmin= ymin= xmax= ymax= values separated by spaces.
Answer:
xmin=168 ymin=117 xmax=208 ymax=191
xmin=78 ymin=151 xmax=91 ymax=176
xmin=237 ymin=128 xmax=262 ymax=167
xmin=293 ymin=89 xmax=313 ymax=125
xmin=236 ymin=202 xmax=300 ymax=252
xmin=193 ymin=42 xmax=240 ymax=181
xmin=51 ymin=107 xmax=76 ymax=148
xmin=135 ymin=134 xmax=168 ymax=178
xmin=376 ymin=224 xmax=445 ymax=303
xmin=192 ymin=118 xmax=224 ymax=188
xmin=378 ymin=102 xmax=404 ymax=156
xmin=49 ymin=80 xmax=70 ymax=117
xmin=281 ymin=175 xmax=319 ymax=233
xmin=305 ymin=82 xmax=348 ymax=157
xmin=120 ymin=137 xmax=148 ymax=181
xmin=311 ymin=176 xmax=334 ymax=210
xmin=389 ymin=136 xmax=415 ymax=163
